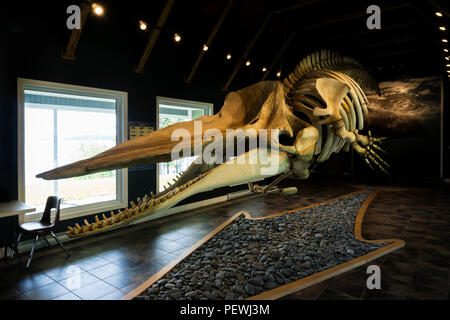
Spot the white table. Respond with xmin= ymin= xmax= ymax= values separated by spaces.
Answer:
xmin=0 ymin=201 xmax=36 ymax=259
xmin=0 ymin=201 xmax=36 ymax=218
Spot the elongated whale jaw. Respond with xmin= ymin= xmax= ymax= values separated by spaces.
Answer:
xmin=66 ymin=149 xmax=291 ymax=238
xmin=67 ymin=172 xmax=209 ymax=238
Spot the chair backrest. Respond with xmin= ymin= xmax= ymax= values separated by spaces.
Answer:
xmin=40 ymin=196 xmax=61 ymax=225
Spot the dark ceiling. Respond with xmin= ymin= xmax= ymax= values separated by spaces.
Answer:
xmin=4 ymin=0 xmax=450 ymax=91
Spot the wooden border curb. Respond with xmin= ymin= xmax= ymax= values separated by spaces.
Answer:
xmin=122 ymin=188 xmax=404 ymax=300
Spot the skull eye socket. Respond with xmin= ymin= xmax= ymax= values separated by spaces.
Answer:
xmin=279 ymin=133 xmax=295 ymax=146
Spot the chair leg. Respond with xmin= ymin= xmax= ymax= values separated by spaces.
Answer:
xmin=26 ymin=234 xmax=39 ymax=269
xmin=40 ymin=232 xmax=52 ymax=248
xmin=50 ymin=231 xmax=70 ymax=257
xmin=10 ymin=233 xmax=22 ymax=260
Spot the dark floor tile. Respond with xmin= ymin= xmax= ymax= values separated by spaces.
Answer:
xmin=160 ymin=231 xmax=188 ymax=242
xmin=171 ymin=247 xmax=190 ymax=258
xmin=103 ymin=271 xmax=137 ymax=290
xmin=120 ymin=281 xmax=142 ymax=293
xmin=15 ymin=272 xmax=55 ymax=292
xmin=317 ymin=288 xmax=360 ymax=300
xmin=139 ymin=248 xmax=169 ymax=261
xmin=158 ymin=241 xmax=188 ymax=254
xmin=60 ymin=271 xmax=100 ymax=291
xmin=45 ymin=264 xmax=84 ymax=281
xmin=98 ymin=249 xmax=133 ymax=262
xmin=0 ymin=287 xmax=24 ymax=300
xmin=10 ymin=293 xmax=28 ymax=300
xmin=151 ymin=253 xmax=177 ymax=266
xmin=98 ymin=289 xmax=127 ymax=300
xmin=281 ymin=279 xmax=332 ymax=300
xmin=114 ymin=255 xmax=149 ymax=269
xmin=23 ymin=282 xmax=69 ymax=300
xmin=72 ymin=280 xmax=117 ymax=300
xmin=74 ymin=256 xmax=111 ymax=271
xmin=52 ymin=292 xmax=81 ymax=300
xmin=89 ymin=263 xmax=123 ymax=279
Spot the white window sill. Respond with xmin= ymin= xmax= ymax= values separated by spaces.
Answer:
xmin=23 ymin=199 xmax=127 ymax=223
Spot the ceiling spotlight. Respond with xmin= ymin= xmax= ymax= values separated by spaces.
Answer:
xmin=445 ymin=49 xmax=449 ymax=52
xmin=446 ymin=64 xmax=450 ymax=67
xmin=447 ymin=70 xmax=450 ymax=73
xmin=203 ymin=44 xmax=208 ymax=52
xmin=440 ymin=26 xmax=446 ymax=31
xmin=226 ymin=53 xmax=231 ymax=60
xmin=174 ymin=33 xmax=181 ymax=42
xmin=139 ymin=20 xmax=147 ymax=31
xmin=262 ymin=67 xmax=267 ymax=72
xmin=436 ymin=12 xmax=443 ymax=17
xmin=92 ymin=3 xmax=104 ymax=16
xmin=442 ymin=39 xmax=448 ymax=43
xmin=446 ymin=56 xmax=450 ymax=60
xmin=245 ymin=60 xmax=251 ymax=67
xmin=276 ymin=71 xmax=281 ymax=77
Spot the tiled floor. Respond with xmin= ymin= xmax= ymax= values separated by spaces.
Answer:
xmin=0 ymin=177 xmax=448 ymax=300
xmin=281 ymin=184 xmax=450 ymax=300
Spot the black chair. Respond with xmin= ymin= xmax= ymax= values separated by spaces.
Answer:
xmin=11 ymin=196 xmax=70 ymax=269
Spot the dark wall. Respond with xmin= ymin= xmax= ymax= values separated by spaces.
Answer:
xmin=1 ymin=2 xmax=449 ymax=236
xmin=0 ymin=2 xmax=233 ymax=233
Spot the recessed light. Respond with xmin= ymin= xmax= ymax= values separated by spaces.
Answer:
xmin=245 ymin=60 xmax=251 ymax=67
xmin=440 ymin=26 xmax=446 ymax=31
xmin=276 ymin=71 xmax=281 ymax=77
xmin=446 ymin=56 xmax=450 ymax=60
xmin=174 ymin=33 xmax=181 ymax=42
xmin=436 ymin=12 xmax=443 ymax=17
xmin=445 ymin=49 xmax=449 ymax=52
xmin=262 ymin=67 xmax=267 ymax=72
xmin=139 ymin=20 xmax=147 ymax=31
xmin=446 ymin=64 xmax=450 ymax=67
xmin=203 ymin=44 xmax=208 ymax=52
xmin=226 ymin=53 xmax=231 ymax=60
xmin=442 ymin=39 xmax=448 ymax=43
xmin=92 ymin=3 xmax=104 ymax=16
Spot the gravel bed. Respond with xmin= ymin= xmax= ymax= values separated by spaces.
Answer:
xmin=135 ymin=189 xmax=387 ymax=300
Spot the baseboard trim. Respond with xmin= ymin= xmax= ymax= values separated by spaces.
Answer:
xmin=13 ymin=188 xmax=254 ymax=254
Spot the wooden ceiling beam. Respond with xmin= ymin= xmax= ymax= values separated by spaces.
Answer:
xmin=260 ymin=3 xmax=411 ymax=81
xmin=360 ymin=48 xmax=428 ymax=60
xmin=185 ymin=0 xmax=234 ymax=83
xmin=62 ymin=0 xmax=92 ymax=60
xmin=221 ymin=0 xmax=325 ymax=91
xmin=135 ymin=0 xmax=175 ymax=74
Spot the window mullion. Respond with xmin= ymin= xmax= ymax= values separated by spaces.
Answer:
xmin=53 ymin=109 xmax=58 ymax=196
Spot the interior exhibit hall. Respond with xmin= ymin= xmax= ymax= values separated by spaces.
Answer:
xmin=0 ymin=0 xmax=449 ymax=303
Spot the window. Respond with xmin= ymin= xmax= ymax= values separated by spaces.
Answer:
xmin=18 ymin=78 xmax=128 ymax=222
xmin=156 ymin=97 xmax=213 ymax=192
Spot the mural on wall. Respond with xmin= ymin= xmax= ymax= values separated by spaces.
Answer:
xmin=365 ymin=76 xmax=441 ymax=138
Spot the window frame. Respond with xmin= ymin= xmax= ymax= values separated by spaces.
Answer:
xmin=156 ymin=96 xmax=213 ymax=193
xmin=17 ymin=78 xmax=128 ymax=223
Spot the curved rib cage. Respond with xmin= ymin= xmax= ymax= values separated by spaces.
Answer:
xmin=283 ymin=50 xmax=389 ymax=172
